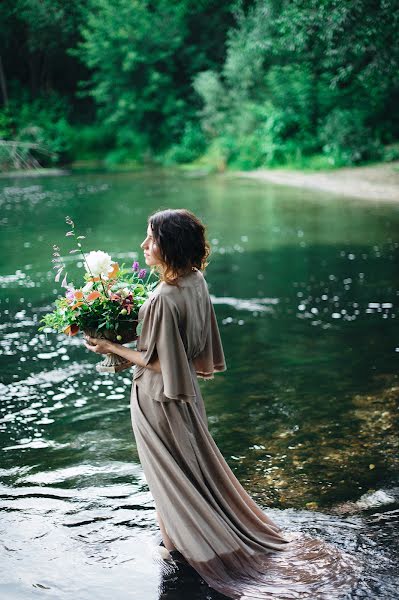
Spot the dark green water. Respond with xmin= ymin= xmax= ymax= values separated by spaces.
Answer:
xmin=0 ymin=170 xmax=398 ymax=599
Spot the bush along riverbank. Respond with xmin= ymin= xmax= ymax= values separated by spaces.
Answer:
xmin=1 ymin=1 xmax=399 ymax=176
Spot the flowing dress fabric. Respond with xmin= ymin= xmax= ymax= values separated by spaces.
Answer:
xmin=130 ymin=270 xmax=358 ymax=599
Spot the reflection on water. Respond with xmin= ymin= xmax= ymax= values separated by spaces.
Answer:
xmin=0 ymin=480 xmax=398 ymax=599
xmin=0 ymin=170 xmax=398 ymax=599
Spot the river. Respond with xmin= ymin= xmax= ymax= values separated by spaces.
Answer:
xmin=0 ymin=169 xmax=398 ymax=599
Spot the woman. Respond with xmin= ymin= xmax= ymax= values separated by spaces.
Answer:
xmin=84 ymin=209 xmax=357 ymax=599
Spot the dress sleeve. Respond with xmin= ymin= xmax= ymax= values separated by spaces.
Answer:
xmin=192 ymin=297 xmax=227 ymax=379
xmin=137 ymin=293 xmax=197 ymax=401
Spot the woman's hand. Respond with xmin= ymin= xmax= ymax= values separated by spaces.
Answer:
xmin=83 ymin=334 xmax=113 ymax=355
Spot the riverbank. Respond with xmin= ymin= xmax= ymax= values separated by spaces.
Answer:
xmin=235 ymin=161 xmax=399 ymax=202
xmin=1 ymin=161 xmax=399 ymax=203
xmin=0 ymin=168 xmax=70 ymax=179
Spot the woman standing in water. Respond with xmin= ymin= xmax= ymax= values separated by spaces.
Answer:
xmin=84 ymin=209 xmax=356 ymax=599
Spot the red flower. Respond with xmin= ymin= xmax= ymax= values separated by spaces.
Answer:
xmin=64 ymin=324 xmax=79 ymax=336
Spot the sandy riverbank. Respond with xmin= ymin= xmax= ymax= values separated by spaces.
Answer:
xmin=235 ymin=161 xmax=399 ymax=202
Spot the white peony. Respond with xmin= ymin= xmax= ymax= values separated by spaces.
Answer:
xmin=84 ymin=251 xmax=114 ymax=279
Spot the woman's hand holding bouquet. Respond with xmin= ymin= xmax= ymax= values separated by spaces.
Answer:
xmin=39 ymin=216 xmax=157 ymax=372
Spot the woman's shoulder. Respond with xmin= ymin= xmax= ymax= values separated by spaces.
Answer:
xmin=157 ymin=268 xmax=205 ymax=292
xmin=138 ymin=285 xmax=175 ymax=322
xmin=146 ymin=282 xmax=178 ymax=310
xmin=152 ymin=269 xmax=208 ymax=306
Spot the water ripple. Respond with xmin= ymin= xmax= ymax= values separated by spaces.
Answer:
xmin=0 ymin=482 xmax=397 ymax=599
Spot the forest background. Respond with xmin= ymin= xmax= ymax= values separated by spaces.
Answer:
xmin=1 ymin=0 xmax=399 ymax=172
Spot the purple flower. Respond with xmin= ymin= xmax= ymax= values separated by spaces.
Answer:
xmin=132 ymin=261 xmax=139 ymax=271
xmin=66 ymin=288 xmax=75 ymax=302
xmin=138 ymin=268 xmax=147 ymax=279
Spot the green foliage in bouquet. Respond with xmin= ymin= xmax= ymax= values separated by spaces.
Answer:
xmin=38 ymin=216 xmax=158 ymax=341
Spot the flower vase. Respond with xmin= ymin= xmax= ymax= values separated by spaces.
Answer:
xmin=84 ymin=322 xmax=138 ymax=373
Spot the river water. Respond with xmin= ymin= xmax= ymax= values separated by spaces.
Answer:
xmin=0 ymin=169 xmax=398 ymax=599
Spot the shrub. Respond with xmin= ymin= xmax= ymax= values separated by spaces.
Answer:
xmin=320 ymin=109 xmax=383 ymax=166
xmin=162 ymin=122 xmax=207 ymax=165
xmin=70 ymin=124 xmax=117 ymax=160
xmin=1 ymin=90 xmax=74 ymax=167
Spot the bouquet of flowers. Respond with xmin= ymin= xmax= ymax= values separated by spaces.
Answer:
xmin=39 ymin=216 xmax=158 ymax=372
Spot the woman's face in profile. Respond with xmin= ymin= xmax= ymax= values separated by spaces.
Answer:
xmin=141 ymin=224 xmax=161 ymax=267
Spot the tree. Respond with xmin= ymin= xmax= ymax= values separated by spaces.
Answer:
xmin=194 ymin=0 xmax=399 ymax=167
xmin=75 ymin=0 xmax=236 ymax=154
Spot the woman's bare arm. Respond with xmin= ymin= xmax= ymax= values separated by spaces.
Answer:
xmin=108 ymin=341 xmax=161 ymax=373
xmin=83 ymin=335 xmax=161 ymax=373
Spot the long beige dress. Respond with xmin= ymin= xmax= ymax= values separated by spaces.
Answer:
xmin=130 ymin=269 xmax=358 ymax=599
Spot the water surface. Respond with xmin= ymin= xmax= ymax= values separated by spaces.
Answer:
xmin=0 ymin=170 xmax=398 ymax=599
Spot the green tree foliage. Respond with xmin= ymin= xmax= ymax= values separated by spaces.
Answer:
xmin=0 ymin=90 xmax=74 ymax=168
xmin=75 ymin=0 xmax=235 ymax=159
xmin=194 ymin=0 xmax=399 ymax=168
xmin=0 ymin=0 xmax=93 ymax=168
xmin=0 ymin=0 xmax=88 ymax=100
xmin=1 ymin=0 xmax=398 ymax=169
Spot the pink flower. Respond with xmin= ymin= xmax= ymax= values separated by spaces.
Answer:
xmin=66 ymin=289 xmax=75 ymax=303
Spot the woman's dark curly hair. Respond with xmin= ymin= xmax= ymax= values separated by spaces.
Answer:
xmin=149 ymin=209 xmax=210 ymax=285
